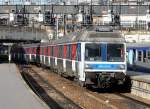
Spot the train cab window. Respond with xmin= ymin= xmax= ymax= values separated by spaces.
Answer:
xmin=138 ymin=51 xmax=142 ymax=61
xmin=85 ymin=43 xmax=101 ymax=61
xmin=107 ymin=44 xmax=124 ymax=62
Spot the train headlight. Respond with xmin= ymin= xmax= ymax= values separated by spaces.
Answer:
xmin=119 ymin=65 xmax=125 ymax=69
xmin=85 ymin=64 xmax=89 ymax=68
xmin=85 ymin=64 xmax=90 ymax=68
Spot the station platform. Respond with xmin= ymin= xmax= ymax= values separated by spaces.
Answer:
xmin=0 ymin=64 xmax=49 ymax=109
xmin=127 ymin=71 xmax=150 ymax=100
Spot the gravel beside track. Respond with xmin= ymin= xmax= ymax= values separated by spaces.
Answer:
xmin=19 ymin=64 xmax=150 ymax=109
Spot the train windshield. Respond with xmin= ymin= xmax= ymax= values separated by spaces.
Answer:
xmin=85 ymin=44 xmax=101 ymax=61
xmin=107 ymin=44 xmax=124 ymax=62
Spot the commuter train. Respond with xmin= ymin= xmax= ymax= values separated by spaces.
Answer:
xmin=11 ymin=29 xmax=127 ymax=88
xmin=127 ymin=43 xmax=150 ymax=73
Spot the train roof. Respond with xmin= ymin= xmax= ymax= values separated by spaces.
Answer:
xmin=127 ymin=43 xmax=150 ymax=48
xmin=127 ymin=43 xmax=150 ymax=50
xmin=21 ymin=29 xmax=125 ymax=47
xmin=49 ymin=30 xmax=125 ymax=44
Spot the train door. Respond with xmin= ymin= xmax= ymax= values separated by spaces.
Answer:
xmin=128 ymin=49 xmax=134 ymax=65
xmin=40 ymin=47 xmax=42 ymax=63
xmin=34 ymin=47 xmax=36 ymax=62
xmin=44 ymin=47 xmax=47 ymax=65
xmin=29 ymin=47 xmax=31 ymax=62
xmin=47 ymin=46 xmax=51 ymax=66
xmin=79 ymin=42 xmax=85 ymax=82
xmin=63 ymin=45 xmax=67 ymax=72
xmin=72 ymin=44 xmax=77 ymax=73
xmin=54 ymin=46 xmax=58 ymax=68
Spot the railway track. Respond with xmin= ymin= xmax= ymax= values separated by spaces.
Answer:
xmin=19 ymin=64 xmax=83 ymax=109
xmin=18 ymin=64 xmax=150 ymax=109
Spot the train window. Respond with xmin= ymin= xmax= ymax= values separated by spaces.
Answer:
xmin=25 ymin=48 xmax=28 ymax=54
xmin=60 ymin=45 xmax=63 ymax=58
xmin=63 ymin=45 xmax=67 ymax=59
xmin=55 ymin=46 xmax=58 ymax=57
xmin=107 ymin=44 xmax=124 ymax=62
xmin=29 ymin=48 xmax=32 ymax=54
xmin=34 ymin=48 xmax=36 ymax=54
xmin=76 ymin=43 xmax=81 ymax=61
xmin=138 ymin=51 xmax=142 ymax=61
xmin=72 ymin=44 xmax=77 ymax=60
xmin=147 ymin=51 xmax=150 ymax=59
xmin=30 ymin=47 xmax=34 ymax=54
xmin=27 ymin=48 xmax=30 ymax=54
xmin=40 ymin=47 xmax=42 ymax=55
xmin=37 ymin=47 xmax=40 ymax=55
xmin=41 ymin=47 xmax=43 ymax=55
xmin=143 ymin=50 xmax=146 ymax=62
xmin=67 ymin=45 xmax=71 ymax=59
xmin=44 ymin=47 xmax=47 ymax=56
xmin=51 ymin=46 xmax=53 ymax=56
xmin=47 ymin=46 xmax=50 ymax=56
xmin=85 ymin=43 xmax=101 ymax=61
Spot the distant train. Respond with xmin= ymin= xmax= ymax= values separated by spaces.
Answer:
xmin=127 ymin=43 xmax=150 ymax=73
xmin=11 ymin=28 xmax=127 ymax=88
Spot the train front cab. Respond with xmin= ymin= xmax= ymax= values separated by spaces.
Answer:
xmin=83 ymin=42 xmax=127 ymax=87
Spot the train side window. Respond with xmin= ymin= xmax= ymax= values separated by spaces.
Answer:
xmin=61 ymin=45 xmax=63 ymax=58
xmin=72 ymin=44 xmax=77 ymax=60
xmin=76 ymin=43 xmax=81 ymax=61
xmin=58 ymin=45 xmax=61 ymax=58
xmin=48 ymin=46 xmax=50 ymax=56
xmin=37 ymin=47 xmax=40 ymax=55
xmin=31 ymin=47 xmax=34 ymax=54
xmin=54 ymin=46 xmax=56 ymax=57
xmin=67 ymin=44 xmax=71 ymax=60
xmin=69 ymin=45 xmax=72 ymax=59
xmin=25 ymin=48 xmax=27 ymax=54
xmin=143 ymin=50 xmax=146 ymax=62
xmin=50 ymin=46 xmax=53 ymax=56
xmin=40 ymin=47 xmax=42 ymax=55
xmin=147 ymin=51 xmax=150 ymax=59
xmin=54 ymin=46 xmax=58 ymax=57
xmin=34 ymin=48 xmax=36 ymax=54
xmin=63 ymin=45 xmax=67 ymax=59
xmin=44 ymin=47 xmax=47 ymax=56
xmin=138 ymin=51 xmax=142 ymax=61
xmin=67 ymin=45 xmax=69 ymax=59
xmin=29 ymin=48 xmax=31 ymax=54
